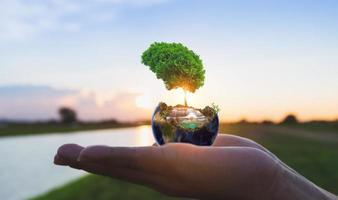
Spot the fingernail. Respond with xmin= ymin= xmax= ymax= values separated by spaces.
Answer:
xmin=54 ymin=154 xmax=68 ymax=165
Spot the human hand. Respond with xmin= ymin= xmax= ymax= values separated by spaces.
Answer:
xmin=54 ymin=134 xmax=337 ymax=200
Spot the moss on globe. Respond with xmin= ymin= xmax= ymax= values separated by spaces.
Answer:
xmin=152 ymin=102 xmax=219 ymax=146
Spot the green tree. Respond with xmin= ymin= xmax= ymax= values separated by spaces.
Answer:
xmin=280 ymin=114 xmax=298 ymax=125
xmin=58 ymin=107 xmax=77 ymax=124
xmin=142 ymin=42 xmax=205 ymax=106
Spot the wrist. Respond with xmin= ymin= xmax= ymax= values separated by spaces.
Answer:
xmin=271 ymin=165 xmax=336 ymax=200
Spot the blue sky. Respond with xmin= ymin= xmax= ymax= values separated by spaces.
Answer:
xmin=1 ymin=0 xmax=338 ymax=121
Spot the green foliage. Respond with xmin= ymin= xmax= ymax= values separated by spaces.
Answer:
xmin=211 ymin=103 xmax=220 ymax=114
xmin=200 ymin=103 xmax=220 ymax=118
xmin=0 ymin=123 xmax=136 ymax=137
xmin=58 ymin=107 xmax=77 ymax=124
xmin=280 ymin=114 xmax=298 ymax=125
xmin=32 ymin=175 xmax=176 ymax=200
xmin=142 ymin=42 xmax=205 ymax=93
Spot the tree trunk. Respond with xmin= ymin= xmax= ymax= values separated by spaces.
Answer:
xmin=184 ymin=89 xmax=188 ymax=107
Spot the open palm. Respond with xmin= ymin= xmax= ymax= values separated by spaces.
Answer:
xmin=54 ymin=134 xmax=336 ymax=200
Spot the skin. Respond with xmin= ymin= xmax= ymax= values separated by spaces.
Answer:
xmin=54 ymin=134 xmax=337 ymax=200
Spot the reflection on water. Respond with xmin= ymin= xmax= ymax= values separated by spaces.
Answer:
xmin=136 ymin=125 xmax=156 ymax=146
xmin=0 ymin=126 xmax=154 ymax=200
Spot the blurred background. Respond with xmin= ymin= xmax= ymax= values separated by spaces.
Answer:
xmin=0 ymin=0 xmax=337 ymax=199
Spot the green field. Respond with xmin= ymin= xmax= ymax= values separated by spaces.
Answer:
xmin=31 ymin=175 xmax=176 ymax=200
xmin=220 ymin=124 xmax=338 ymax=193
xmin=33 ymin=124 xmax=338 ymax=199
xmin=0 ymin=122 xmax=140 ymax=137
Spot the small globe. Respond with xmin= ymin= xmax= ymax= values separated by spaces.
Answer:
xmin=151 ymin=103 xmax=219 ymax=146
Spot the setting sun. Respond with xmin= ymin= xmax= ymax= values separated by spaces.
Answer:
xmin=1 ymin=0 xmax=338 ymax=199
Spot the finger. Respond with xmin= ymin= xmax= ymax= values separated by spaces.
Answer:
xmin=78 ymin=145 xmax=158 ymax=171
xmin=54 ymin=154 xmax=67 ymax=165
xmin=76 ymin=152 xmax=183 ymax=196
xmin=213 ymin=134 xmax=278 ymax=159
xmin=77 ymin=161 xmax=171 ymax=191
xmin=55 ymin=144 xmax=167 ymax=188
xmin=78 ymin=144 xmax=194 ymax=174
xmin=54 ymin=144 xmax=187 ymax=197
xmin=54 ymin=143 xmax=84 ymax=169
xmin=213 ymin=134 xmax=261 ymax=147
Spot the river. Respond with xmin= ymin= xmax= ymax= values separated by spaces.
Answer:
xmin=0 ymin=126 xmax=155 ymax=200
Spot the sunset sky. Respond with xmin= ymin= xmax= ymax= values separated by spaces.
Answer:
xmin=1 ymin=0 xmax=338 ymax=122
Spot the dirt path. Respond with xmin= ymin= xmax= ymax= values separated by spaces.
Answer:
xmin=261 ymin=126 xmax=338 ymax=143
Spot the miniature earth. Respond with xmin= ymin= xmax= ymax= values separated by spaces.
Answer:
xmin=152 ymin=102 xmax=219 ymax=146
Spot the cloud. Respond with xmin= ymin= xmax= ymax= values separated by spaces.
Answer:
xmin=96 ymin=0 xmax=169 ymax=5
xmin=0 ymin=85 xmax=151 ymax=121
xmin=0 ymin=0 xmax=169 ymax=40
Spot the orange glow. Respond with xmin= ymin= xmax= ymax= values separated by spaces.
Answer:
xmin=136 ymin=125 xmax=155 ymax=146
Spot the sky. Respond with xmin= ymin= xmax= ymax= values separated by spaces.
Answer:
xmin=0 ymin=0 xmax=338 ymax=122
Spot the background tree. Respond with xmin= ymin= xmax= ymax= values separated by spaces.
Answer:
xmin=142 ymin=42 xmax=205 ymax=106
xmin=280 ymin=114 xmax=298 ymax=125
xmin=261 ymin=120 xmax=274 ymax=125
xmin=58 ymin=107 xmax=77 ymax=124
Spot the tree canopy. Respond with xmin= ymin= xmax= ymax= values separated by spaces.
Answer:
xmin=280 ymin=114 xmax=298 ymax=125
xmin=141 ymin=42 xmax=205 ymax=93
xmin=58 ymin=107 xmax=77 ymax=124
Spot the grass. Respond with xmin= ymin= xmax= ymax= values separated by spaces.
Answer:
xmin=32 ymin=124 xmax=338 ymax=199
xmin=287 ymin=123 xmax=338 ymax=134
xmin=0 ymin=122 xmax=140 ymax=137
xmin=32 ymin=175 xmax=176 ymax=200
xmin=219 ymin=124 xmax=338 ymax=194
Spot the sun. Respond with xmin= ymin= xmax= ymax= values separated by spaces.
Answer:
xmin=135 ymin=95 xmax=152 ymax=109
